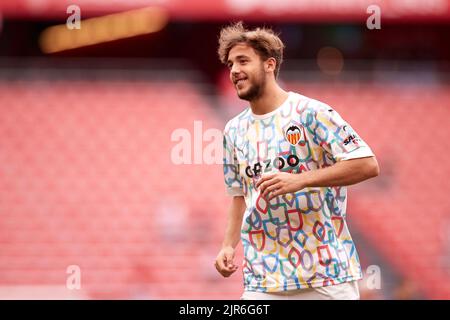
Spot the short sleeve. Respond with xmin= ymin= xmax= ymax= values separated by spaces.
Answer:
xmin=313 ymin=105 xmax=374 ymax=162
xmin=223 ymin=126 xmax=244 ymax=196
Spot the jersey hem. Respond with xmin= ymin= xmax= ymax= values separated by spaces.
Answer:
xmin=243 ymin=274 xmax=363 ymax=293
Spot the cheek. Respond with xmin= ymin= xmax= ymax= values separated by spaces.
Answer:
xmin=244 ymin=67 xmax=256 ymax=80
xmin=248 ymin=70 xmax=263 ymax=83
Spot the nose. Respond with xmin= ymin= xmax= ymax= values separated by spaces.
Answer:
xmin=230 ymin=63 xmax=241 ymax=75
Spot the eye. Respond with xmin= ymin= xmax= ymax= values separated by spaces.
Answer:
xmin=227 ymin=62 xmax=233 ymax=69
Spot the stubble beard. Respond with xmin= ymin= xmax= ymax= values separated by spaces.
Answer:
xmin=237 ymin=68 xmax=266 ymax=102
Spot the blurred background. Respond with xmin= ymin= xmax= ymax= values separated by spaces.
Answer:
xmin=0 ymin=0 xmax=449 ymax=300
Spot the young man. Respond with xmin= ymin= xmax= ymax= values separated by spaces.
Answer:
xmin=214 ymin=22 xmax=379 ymax=300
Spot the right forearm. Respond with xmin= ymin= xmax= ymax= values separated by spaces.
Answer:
xmin=222 ymin=196 xmax=246 ymax=249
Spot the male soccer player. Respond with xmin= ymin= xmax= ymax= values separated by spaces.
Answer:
xmin=214 ymin=22 xmax=380 ymax=300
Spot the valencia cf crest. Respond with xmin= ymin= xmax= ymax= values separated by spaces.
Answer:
xmin=285 ymin=125 xmax=303 ymax=146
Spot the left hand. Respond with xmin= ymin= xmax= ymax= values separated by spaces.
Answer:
xmin=256 ymin=172 xmax=305 ymax=201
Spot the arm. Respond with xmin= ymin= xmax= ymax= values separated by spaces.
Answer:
xmin=215 ymin=195 xmax=246 ymax=277
xmin=257 ymin=156 xmax=380 ymax=201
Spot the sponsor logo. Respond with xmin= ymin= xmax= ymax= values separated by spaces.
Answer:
xmin=343 ymin=134 xmax=361 ymax=146
xmin=244 ymin=154 xmax=301 ymax=178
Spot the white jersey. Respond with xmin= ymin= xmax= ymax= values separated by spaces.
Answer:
xmin=223 ymin=92 xmax=374 ymax=292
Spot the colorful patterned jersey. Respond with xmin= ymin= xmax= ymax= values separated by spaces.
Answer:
xmin=223 ymin=92 xmax=374 ymax=292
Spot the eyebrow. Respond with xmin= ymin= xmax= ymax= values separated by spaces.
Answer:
xmin=227 ymin=55 xmax=250 ymax=65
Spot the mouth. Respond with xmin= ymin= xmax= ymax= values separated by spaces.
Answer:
xmin=234 ymin=76 xmax=248 ymax=87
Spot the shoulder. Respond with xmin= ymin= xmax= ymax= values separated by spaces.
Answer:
xmin=292 ymin=92 xmax=334 ymax=116
xmin=224 ymin=107 xmax=251 ymax=135
xmin=288 ymin=92 xmax=345 ymax=128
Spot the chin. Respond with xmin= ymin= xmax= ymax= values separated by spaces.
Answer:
xmin=236 ymin=86 xmax=252 ymax=100
xmin=237 ymin=91 xmax=252 ymax=101
xmin=237 ymin=86 xmax=261 ymax=101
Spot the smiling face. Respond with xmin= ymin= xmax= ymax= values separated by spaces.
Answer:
xmin=227 ymin=43 xmax=268 ymax=101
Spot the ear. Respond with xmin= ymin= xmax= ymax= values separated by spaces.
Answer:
xmin=265 ymin=57 xmax=277 ymax=75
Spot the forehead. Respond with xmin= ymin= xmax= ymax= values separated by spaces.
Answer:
xmin=228 ymin=43 xmax=259 ymax=61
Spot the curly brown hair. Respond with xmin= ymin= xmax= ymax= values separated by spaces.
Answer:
xmin=218 ymin=21 xmax=285 ymax=78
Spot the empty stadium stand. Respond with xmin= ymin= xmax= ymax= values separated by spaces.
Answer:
xmin=0 ymin=77 xmax=242 ymax=299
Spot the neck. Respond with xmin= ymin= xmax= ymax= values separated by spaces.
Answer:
xmin=249 ymin=81 xmax=289 ymax=115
